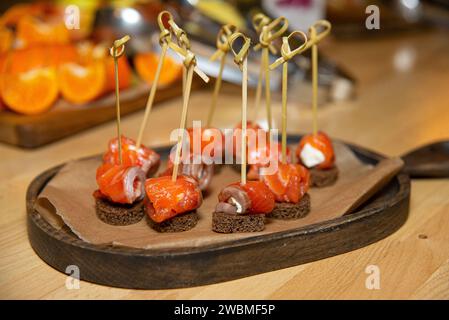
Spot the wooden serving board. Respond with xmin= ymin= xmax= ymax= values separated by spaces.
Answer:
xmin=0 ymin=80 xmax=202 ymax=148
xmin=26 ymin=136 xmax=410 ymax=289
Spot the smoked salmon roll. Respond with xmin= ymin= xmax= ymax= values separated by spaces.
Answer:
xmin=232 ymin=121 xmax=266 ymax=158
xmin=159 ymin=154 xmax=214 ymax=191
xmin=94 ymin=163 xmax=146 ymax=225
xmin=186 ymin=126 xmax=224 ymax=158
xmin=144 ymin=175 xmax=202 ymax=232
xmin=212 ymin=181 xmax=275 ymax=233
xmin=296 ymin=131 xmax=338 ymax=187
xmin=260 ymin=162 xmax=311 ymax=220
xmin=247 ymin=141 xmax=290 ymax=180
xmin=103 ymin=135 xmax=160 ymax=177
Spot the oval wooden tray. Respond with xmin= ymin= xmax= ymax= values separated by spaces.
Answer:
xmin=26 ymin=136 xmax=410 ymax=289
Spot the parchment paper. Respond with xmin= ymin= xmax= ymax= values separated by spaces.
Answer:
xmin=34 ymin=143 xmax=403 ymax=249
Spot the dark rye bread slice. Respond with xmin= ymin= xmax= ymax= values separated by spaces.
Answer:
xmin=267 ymin=193 xmax=311 ymax=220
xmin=310 ymin=165 xmax=339 ymax=187
xmin=95 ymin=197 xmax=144 ymax=226
xmin=147 ymin=211 xmax=199 ymax=233
xmin=212 ymin=212 xmax=265 ymax=233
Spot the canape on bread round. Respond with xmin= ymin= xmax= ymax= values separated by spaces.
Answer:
xmin=232 ymin=121 xmax=265 ymax=157
xmin=247 ymin=141 xmax=290 ymax=180
xmin=144 ymin=175 xmax=202 ymax=232
xmin=103 ymin=135 xmax=160 ymax=177
xmin=296 ymin=131 xmax=338 ymax=187
xmin=157 ymin=127 xmax=223 ymax=191
xmin=94 ymin=163 xmax=146 ymax=226
xmin=232 ymin=121 xmax=272 ymax=175
xmin=212 ymin=181 xmax=275 ymax=233
xmin=259 ymin=162 xmax=311 ymax=220
xmin=186 ymin=126 xmax=224 ymax=159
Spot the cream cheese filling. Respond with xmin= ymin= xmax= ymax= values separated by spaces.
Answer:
xmin=300 ymin=143 xmax=325 ymax=168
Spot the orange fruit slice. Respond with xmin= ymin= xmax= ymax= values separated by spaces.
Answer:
xmin=16 ymin=16 xmax=69 ymax=47
xmin=58 ymin=61 xmax=106 ymax=104
xmin=134 ymin=52 xmax=182 ymax=87
xmin=1 ymin=67 xmax=58 ymax=115
xmin=0 ymin=28 xmax=13 ymax=54
xmin=105 ymin=55 xmax=132 ymax=92
xmin=0 ymin=4 xmax=44 ymax=27
xmin=70 ymin=41 xmax=130 ymax=93
xmin=0 ymin=44 xmax=78 ymax=74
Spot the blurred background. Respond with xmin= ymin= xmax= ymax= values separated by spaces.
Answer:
xmin=0 ymin=0 xmax=448 ymax=148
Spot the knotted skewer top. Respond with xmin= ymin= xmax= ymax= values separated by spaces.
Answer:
xmin=305 ymin=20 xmax=332 ymax=50
xmin=228 ymin=32 xmax=251 ymax=71
xmin=210 ymin=24 xmax=238 ymax=62
xmin=253 ymin=15 xmax=288 ymax=54
xmin=158 ymin=10 xmax=191 ymax=50
xmin=109 ymin=35 xmax=130 ymax=58
xmin=156 ymin=10 xmax=209 ymax=81
xmin=268 ymin=20 xmax=330 ymax=70
xmin=252 ymin=13 xmax=271 ymax=34
xmin=157 ymin=11 xmax=172 ymax=46
xmin=269 ymin=30 xmax=308 ymax=70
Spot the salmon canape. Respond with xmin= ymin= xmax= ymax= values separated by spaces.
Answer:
xmin=186 ymin=126 xmax=224 ymax=159
xmin=260 ymin=162 xmax=311 ymax=219
xmin=159 ymin=153 xmax=214 ymax=192
xmin=247 ymin=141 xmax=291 ymax=180
xmin=144 ymin=175 xmax=202 ymax=232
xmin=103 ymin=135 xmax=160 ymax=177
xmin=212 ymin=180 xmax=275 ymax=233
xmin=93 ymin=163 xmax=146 ymax=225
xmin=232 ymin=121 xmax=266 ymax=158
xmin=296 ymin=131 xmax=338 ymax=187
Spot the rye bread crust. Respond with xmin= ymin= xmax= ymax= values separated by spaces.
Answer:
xmin=267 ymin=193 xmax=311 ymax=220
xmin=95 ymin=197 xmax=144 ymax=226
xmin=310 ymin=165 xmax=339 ymax=187
xmin=212 ymin=212 xmax=265 ymax=233
xmin=147 ymin=211 xmax=199 ymax=233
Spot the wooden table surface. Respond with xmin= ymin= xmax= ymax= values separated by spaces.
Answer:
xmin=1 ymin=30 xmax=449 ymax=299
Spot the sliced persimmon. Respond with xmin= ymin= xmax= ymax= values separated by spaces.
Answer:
xmin=1 ymin=67 xmax=58 ymax=115
xmin=134 ymin=52 xmax=182 ymax=86
xmin=17 ymin=16 xmax=69 ymax=47
xmin=58 ymin=61 xmax=106 ymax=104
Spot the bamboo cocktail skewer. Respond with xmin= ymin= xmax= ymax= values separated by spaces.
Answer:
xmin=172 ymin=64 xmax=195 ymax=181
xmin=109 ymin=35 xmax=130 ymax=164
xmin=269 ymin=31 xmax=308 ymax=163
xmin=135 ymin=13 xmax=172 ymax=148
xmin=229 ymin=32 xmax=251 ymax=185
xmin=160 ymin=15 xmax=209 ymax=181
xmin=136 ymin=12 xmax=210 ymax=147
xmin=251 ymin=14 xmax=270 ymax=123
xmin=307 ymin=20 xmax=331 ymax=136
xmin=269 ymin=20 xmax=331 ymax=157
xmin=207 ymin=24 xmax=238 ymax=127
xmin=253 ymin=14 xmax=288 ymax=130
xmin=166 ymin=18 xmax=209 ymax=83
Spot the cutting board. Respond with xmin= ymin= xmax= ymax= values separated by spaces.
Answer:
xmin=0 ymin=79 xmax=203 ymax=148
